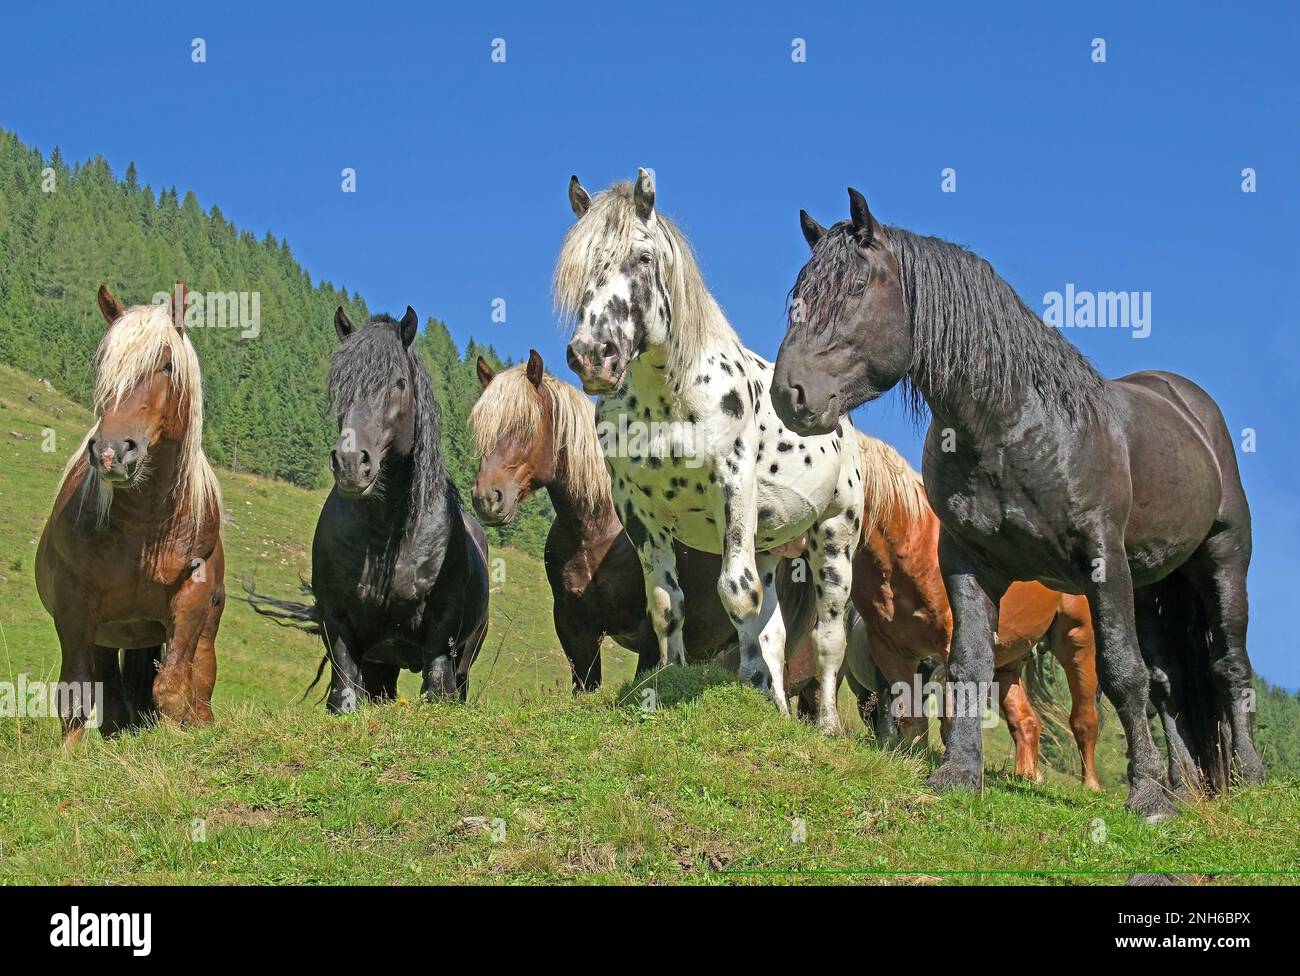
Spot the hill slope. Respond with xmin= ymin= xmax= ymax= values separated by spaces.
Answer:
xmin=0 ymin=363 xmax=1297 ymax=884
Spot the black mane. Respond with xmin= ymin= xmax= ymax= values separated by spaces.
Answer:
xmin=793 ymin=223 xmax=1107 ymax=423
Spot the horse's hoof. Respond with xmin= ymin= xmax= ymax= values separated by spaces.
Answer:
xmin=1127 ymin=778 xmax=1178 ymax=822
xmin=926 ymin=761 xmax=982 ymax=793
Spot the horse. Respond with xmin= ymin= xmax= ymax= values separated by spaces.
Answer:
xmin=251 ymin=307 xmax=489 ymax=711
xmin=558 ymin=170 xmax=863 ymax=732
xmin=784 ymin=433 xmax=1103 ymax=789
xmin=772 ymin=190 xmax=1263 ymax=818
xmin=36 ymin=284 xmax=225 ymax=741
xmin=469 ymin=349 xmax=814 ymax=691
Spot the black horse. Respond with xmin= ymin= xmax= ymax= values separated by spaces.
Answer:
xmin=251 ymin=307 xmax=489 ymax=709
xmin=771 ymin=190 xmax=1263 ymax=819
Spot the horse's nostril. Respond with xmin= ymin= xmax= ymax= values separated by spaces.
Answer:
xmin=791 ymin=383 xmax=807 ymax=408
xmin=123 ymin=439 xmax=137 ymax=457
xmin=359 ymin=450 xmax=371 ymax=470
xmin=601 ymin=341 xmax=618 ymax=361
xmin=329 ymin=451 xmax=340 ymax=473
xmin=492 ymin=488 xmax=503 ymax=506
xmin=566 ymin=345 xmax=582 ymax=371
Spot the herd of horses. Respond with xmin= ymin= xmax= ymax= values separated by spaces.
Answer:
xmin=37 ymin=170 xmax=1263 ymax=821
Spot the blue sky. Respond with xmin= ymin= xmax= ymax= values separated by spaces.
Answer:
xmin=3 ymin=1 xmax=1297 ymax=687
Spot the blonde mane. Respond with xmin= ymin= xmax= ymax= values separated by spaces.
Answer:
xmin=553 ymin=181 xmax=737 ymax=380
xmin=469 ymin=364 xmax=612 ymax=515
xmin=853 ymin=430 xmax=929 ymax=536
xmin=58 ymin=302 xmax=221 ymax=535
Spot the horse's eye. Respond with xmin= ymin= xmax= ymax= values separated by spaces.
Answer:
xmin=849 ymin=278 xmax=868 ymax=295
xmin=162 ymin=361 xmax=174 ymax=374
xmin=639 ymin=251 xmax=653 ymax=265
xmin=395 ymin=378 xmax=407 ymax=391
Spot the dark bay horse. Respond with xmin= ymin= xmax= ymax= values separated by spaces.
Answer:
xmin=252 ymin=308 xmax=489 ymax=710
xmin=469 ymin=350 xmax=812 ymax=691
xmin=772 ymin=191 xmax=1263 ymax=818
xmin=37 ymin=284 xmax=225 ymax=740
xmin=784 ymin=431 xmax=1103 ymax=789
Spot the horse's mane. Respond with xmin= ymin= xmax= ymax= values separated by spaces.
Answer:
xmin=328 ymin=315 xmax=448 ymax=525
xmin=469 ymin=364 xmax=612 ymax=515
xmin=58 ymin=302 xmax=221 ymax=534
xmin=553 ymin=181 xmax=736 ymax=380
xmin=795 ymin=223 xmax=1107 ymax=423
xmin=888 ymin=227 xmax=1107 ymax=421
xmin=852 ymin=430 xmax=928 ymax=537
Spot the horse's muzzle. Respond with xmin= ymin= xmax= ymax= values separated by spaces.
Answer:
xmin=88 ymin=436 xmax=142 ymax=485
xmin=566 ymin=338 xmax=625 ymax=394
xmin=770 ymin=369 xmax=839 ymax=436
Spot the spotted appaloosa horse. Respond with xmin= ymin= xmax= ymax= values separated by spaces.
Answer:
xmin=773 ymin=190 xmax=1263 ymax=818
xmin=37 ymin=284 xmax=225 ymax=741
xmin=558 ymin=170 xmax=863 ymax=732
xmin=469 ymin=350 xmax=815 ymax=691
xmin=785 ymin=433 xmax=1103 ymax=789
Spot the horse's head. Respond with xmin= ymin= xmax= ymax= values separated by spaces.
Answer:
xmin=87 ymin=284 xmax=194 ymax=487
xmin=328 ymin=306 xmax=420 ymax=498
xmin=560 ymin=169 xmax=673 ymax=394
xmin=772 ymin=189 xmax=912 ymax=435
xmin=470 ymin=350 xmax=554 ymax=524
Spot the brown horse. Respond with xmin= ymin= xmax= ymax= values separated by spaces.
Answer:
xmin=787 ymin=433 xmax=1101 ymax=789
xmin=469 ymin=350 xmax=812 ymax=690
xmin=36 ymin=284 xmax=225 ymax=742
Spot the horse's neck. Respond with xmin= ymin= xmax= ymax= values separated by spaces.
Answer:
xmin=102 ymin=440 xmax=187 ymax=529
xmin=545 ymin=470 xmax=617 ymax=544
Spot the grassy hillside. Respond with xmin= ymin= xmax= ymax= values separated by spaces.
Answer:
xmin=1 ymin=363 xmax=1297 ymax=884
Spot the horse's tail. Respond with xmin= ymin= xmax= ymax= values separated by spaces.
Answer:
xmin=1146 ymin=574 xmax=1230 ymax=795
xmin=242 ymin=576 xmax=321 ymax=634
xmin=1025 ymin=639 xmax=1080 ymax=771
xmin=242 ymin=576 xmax=332 ymax=703
xmin=775 ymin=557 xmax=818 ymax=656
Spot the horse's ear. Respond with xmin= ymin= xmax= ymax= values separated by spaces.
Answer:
xmin=847 ymin=187 xmax=875 ymax=247
xmin=526 ymin=349 xmax=544 ymax=388
xmin=97 ymin=284 xmax=126 ymax=327
xmin=634 ymin=167 xmax=656 ymax=221
xmin=334 ymin=306 xmax=355 ymax=342
xmin=171 ymin=281 xmax=189 ymax=335
xmin=568 ymin=175 xmax=591 ymax=217
xmin=399 ymin=305 xmax=419 ymax=347
xmin=799 ymin=210 xmax=827 ymax=250
xmin=476 ymin=356 xmax=495 ymax=390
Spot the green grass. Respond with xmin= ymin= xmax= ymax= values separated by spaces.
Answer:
xmin=1 ymin=362 xmax=1297 ymax=884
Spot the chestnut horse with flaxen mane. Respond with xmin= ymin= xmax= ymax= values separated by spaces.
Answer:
xmin=37 ymin=284 xmax=225 ymax=741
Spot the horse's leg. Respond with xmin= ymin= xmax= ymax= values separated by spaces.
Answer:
xmin=1087 ymin=544 xmax=1176 ymax=820
xmin=186 ymin=600 xmax=222 ymax=725
xmin=92 ymin=647 xmax=129 ymax=739
xmin=322 ymin=616 xmax=364 ymax=715
xmin=926 ymin=533 xmax=1002 ymax=792
xmin=735 ymin=551 xmax=789 ymax=714
xmin=121 ymin=646 xmax=161 ymax=730
xmin=804 ymin=515 xmax=857 ymax=735
xmin=360 ymin=662 xmax=400 ymax=702
xmin=155 ymin=570 xmax=222 ymax=724
xmin=714 ymin=456 xmax=763 ymax=686
xmin=634 ymin=532 xmax=686 ymax=669
xmin=997 ymin=666 xmax=1042 ymax=782
xmin=555 ymin=606 xmax=603 ymax=693
xmin=1049 ymin=606 xmax=1102 ymax=791
xmin=1185 ymin=537 xmax=1266 ymax=786
xmin=53 ymin=601 xmax=98 ymax=745
xmin=1133 ymin=586 xmax=1201 ymax=795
